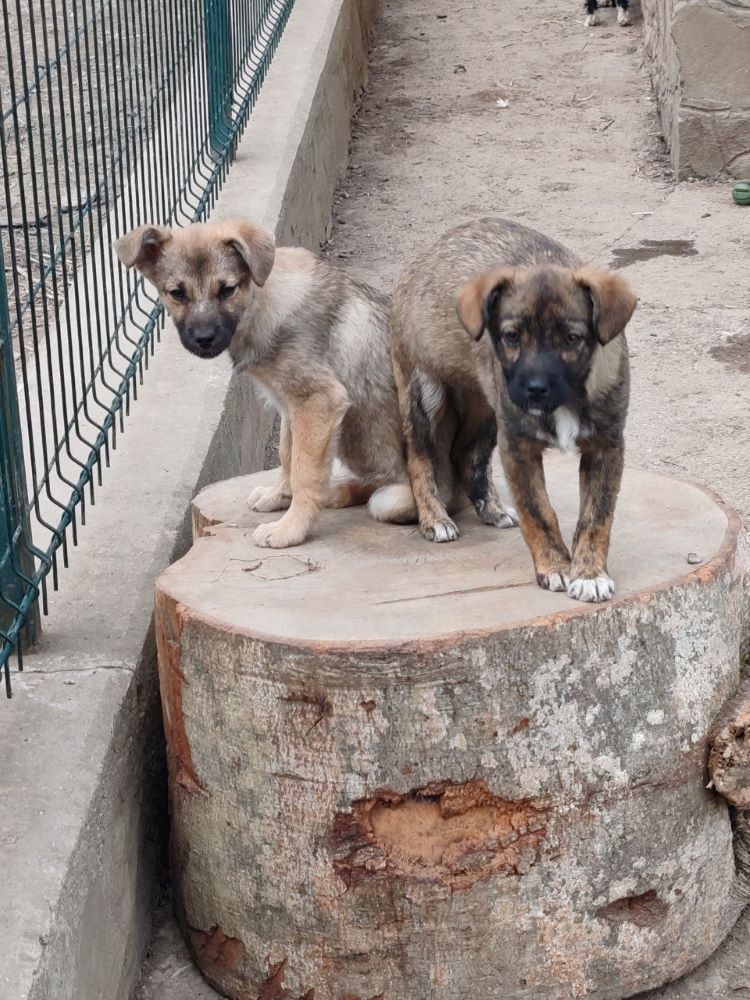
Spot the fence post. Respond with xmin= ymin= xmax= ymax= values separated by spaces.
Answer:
xmin=204 ymin=0 xmax=234 ymax=155
xmin=0 ymin=242 xmax=39 ymax=669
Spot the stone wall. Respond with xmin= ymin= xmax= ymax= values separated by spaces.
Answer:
xmin=641 ymin=0 xmax=750 ymax=178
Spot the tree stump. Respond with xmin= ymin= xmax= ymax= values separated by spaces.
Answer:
xmin=155 ymin=456 xmax=749 ymax=1000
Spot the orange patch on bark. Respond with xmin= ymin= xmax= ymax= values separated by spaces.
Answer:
xmin=189 ymin=924 xmax=245 ymax=973
xmin=332 ymin=778 xmax=547 ymax=891
xmin=155 ymin=593 xmax=204 ymax=793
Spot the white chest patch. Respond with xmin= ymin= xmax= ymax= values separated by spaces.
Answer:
xmin=254 ymin=380 xmax=287 ymax=417
xmin=553 ymin=406 xmax=581 ymax=455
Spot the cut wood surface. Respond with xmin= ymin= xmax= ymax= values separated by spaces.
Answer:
xmin=155 ymin=457 xmax=749 ymax=1000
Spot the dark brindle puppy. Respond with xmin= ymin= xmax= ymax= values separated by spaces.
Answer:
xmin=392 ymin=218 xmax=637 ymax=603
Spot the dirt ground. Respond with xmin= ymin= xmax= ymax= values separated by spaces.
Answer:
xmin=137 ymin=0 xmax=750 ymax=997
xmin=322 ymin=0 xmax=750 ymax=522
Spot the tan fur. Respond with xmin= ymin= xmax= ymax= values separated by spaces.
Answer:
xmin=573 ymin=266 xmax=637 ymax=344
xmin=456 ymin=268 xmax=517 ymax=339
xmin=115 ymin=219 xmax=416 ymax=547
xmin=329 ymin=479 xmax=378 ymax=508
xmin=252 ymin=388 xmax=348 ymax=548
xmin=585 ymin=337 xmax=626 ymax=400
xmin=223 ymin=221 xmax=275 ymax=286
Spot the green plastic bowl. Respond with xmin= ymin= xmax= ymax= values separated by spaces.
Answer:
xmin=732 ymin=181 xmax=750 ymax=206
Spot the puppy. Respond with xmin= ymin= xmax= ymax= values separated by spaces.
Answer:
xmin=585 ymin=0 xmax=631 ymax=27
xmin=115 ymin=220 xmax=416 ymax=548
xmin=392 ymin=218 xmax=636 ymax=603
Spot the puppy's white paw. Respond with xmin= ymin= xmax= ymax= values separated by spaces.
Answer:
xmin=480 ymin=504 xmax=519 ymax=529
xmin=537 ymin=571 xmax=569 ymax=592
xmin=248 ymin=485 xmax=292 ymax=512
xmin=567 ymin=574 xmax=615 ymax=603
xmin=422 ymin=518 xmax=460 ymax=543
xmin=585 ymin=12 xmax=600 ymax=26
xmin=617 ymin=7 xmax=631 ymax=25
xmin=252 ymin=519 xmax=307 ymax=549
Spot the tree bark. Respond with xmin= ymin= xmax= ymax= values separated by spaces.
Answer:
xmin=709 ymin=678 xmax=750 ymax=809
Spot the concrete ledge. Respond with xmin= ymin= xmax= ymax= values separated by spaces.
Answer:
xmin=642 ymin=0 xmax=750 ymax=178
xmin=0 ymin=2 xmax=379 ymax=998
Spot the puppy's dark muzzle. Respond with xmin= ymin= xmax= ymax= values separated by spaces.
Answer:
xmin=509 ymin=372 xmax=569 ymax=413
xmin=179 ymin=323 xmax=234 ymax=359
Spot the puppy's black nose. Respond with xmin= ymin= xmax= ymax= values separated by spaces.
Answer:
xmin=526 ymin=378 xmax=550 ymax=400
xmin=193 ymin=329 xmax=216 ymax=349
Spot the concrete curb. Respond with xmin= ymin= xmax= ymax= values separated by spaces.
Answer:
xmin=0 ymin=2 xmax=379 ymax=998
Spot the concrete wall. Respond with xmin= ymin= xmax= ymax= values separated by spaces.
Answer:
xmin=0 ymin=2 xmax=379 ymax=999
xmin=642 ymin=0 xmax=750 ymax=178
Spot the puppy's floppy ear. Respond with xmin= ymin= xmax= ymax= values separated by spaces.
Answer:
xmin=223 ymin=221 xmax=276 ymax=287
xmin=114 ymin=225 xmax=171 ymax=271
xmin=456 ymin=268 xmax=516 ymax=340
xmin=574 ymin=267 xmax=637 ymax=344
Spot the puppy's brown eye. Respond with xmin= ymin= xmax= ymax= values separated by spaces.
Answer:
xmin=218 ymin=283 xmax=237 ymax=300
xmin=168 ymin=288 xmax=186 ymax=303
xmin=502 ymin=330 xmax=520 ymax=347
xmin=565 ymin=333 xmax=582 ymax=347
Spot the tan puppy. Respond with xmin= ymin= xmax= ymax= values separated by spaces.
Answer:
xmin=115 ymin=220 xmax=416 ymax=548
xmin=391 ymin=218 xmax=636 ymax=603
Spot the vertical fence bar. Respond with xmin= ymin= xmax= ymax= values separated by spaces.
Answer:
xmin=204 ymin=0 xmax=234 ymax=155
xmin=0 ymin=242 xmax=39 ymax=692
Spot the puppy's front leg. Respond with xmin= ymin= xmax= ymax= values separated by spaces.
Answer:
xmin=568 ymin=439 xmax=624 ymax=602
xmin=248 ymin=416 xmax=292 ymax=512
xmin=253 ymin=388 xmax=348 ymax=548
xmin=500 ymin=437 xmax=571 ymax=591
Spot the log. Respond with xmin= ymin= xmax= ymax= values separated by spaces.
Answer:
xmin=155 ymin=455 xmax=749 ymax=1000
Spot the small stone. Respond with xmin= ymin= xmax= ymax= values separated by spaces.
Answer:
xmin=687 ymin=552 xmax=702 ymax=565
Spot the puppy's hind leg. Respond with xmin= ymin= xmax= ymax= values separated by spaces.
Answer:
xmin=328 ymin=479 xmax=377 ymax=508
xmin=410 ymin=376 xmax=459 ymax=541
xmin=394 ymin=354 xmax=458 ymax=542
xmin=451 ymin=397 xmax=517 ymax=530
xmin=585 ymin=0 xmax=600 ymax=26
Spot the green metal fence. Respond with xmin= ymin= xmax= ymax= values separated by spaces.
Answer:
xmin=0 ymin=0 xmax=295 ymax=696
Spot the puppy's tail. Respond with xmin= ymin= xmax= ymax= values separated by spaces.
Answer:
xmin=368 ymin=483 xmax=418 ymax=525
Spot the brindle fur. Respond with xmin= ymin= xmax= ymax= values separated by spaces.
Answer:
xmin=394 ymin=217 xmax=636 ymax=603
xmin=391 ymin=224 xmax=522 ymax=543
xmin=115 ymin=220 xmax=416 ymax=548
